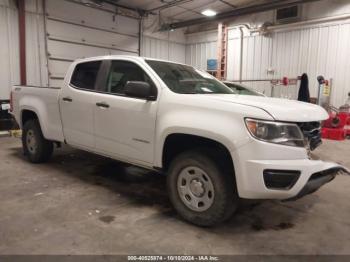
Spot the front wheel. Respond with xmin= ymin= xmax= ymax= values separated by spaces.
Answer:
xmin=167 ymin=149 xmax=238 ymax=226
xmin=22 ymin=119 xmax=53 ymax=163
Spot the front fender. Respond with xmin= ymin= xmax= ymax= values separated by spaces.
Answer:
xmin=153 ymin=109 xmax=270 ymax=168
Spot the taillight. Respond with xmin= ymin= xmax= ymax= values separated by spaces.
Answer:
xmin=10 ymin=91 xmax=13 ymax=112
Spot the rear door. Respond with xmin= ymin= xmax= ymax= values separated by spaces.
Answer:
xmin=93 ymin=59 xmax=158 ymax=165
xmin=59 ymin=61 xmax=101 ymax=149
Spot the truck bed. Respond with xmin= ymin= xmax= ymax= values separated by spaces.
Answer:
xmin=11 ymin=85 xmax=64 ymax=142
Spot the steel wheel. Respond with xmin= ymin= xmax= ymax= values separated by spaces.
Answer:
xmin=22 ymin=119 xmax=54 ymax=163
xmin=26 ymin=129 xmax=37 ymax=154
xmin=177 ymin=166 xmax=215 ymax=212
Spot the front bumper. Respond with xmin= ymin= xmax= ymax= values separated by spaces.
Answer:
xmin=286 ymin=167 xmax=346 ymax=201
xmin=231 ymin=139 xmax=349 ymax=200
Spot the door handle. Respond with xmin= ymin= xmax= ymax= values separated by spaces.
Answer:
xmin=96 ymin=102 xmax=110 ymax=108
xmin=62 ymin=97 xmax=73 ymax=102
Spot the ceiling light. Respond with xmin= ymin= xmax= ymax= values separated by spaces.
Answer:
xmin=201 ymin=9 xmax=217 ymax=17
xmin=81 ymin=0 xmax=103 ymax=8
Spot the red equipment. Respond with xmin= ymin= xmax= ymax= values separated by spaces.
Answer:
xmin=322 ymin=106 xmax=350 ymax=141
xmin=346 ymin=116 xmax=350 ymax=136
xmin=339 ymin=96 xmax=350 ymax=136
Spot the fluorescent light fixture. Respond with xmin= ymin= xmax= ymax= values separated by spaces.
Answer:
xmin=201 ymin=9 xmax=217 ymax=17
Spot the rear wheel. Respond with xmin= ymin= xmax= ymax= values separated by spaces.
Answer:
xmin=22 ymin=119 xmax=53 ymax=163
xmin=167 ymin=149 xmax=238 ymax=226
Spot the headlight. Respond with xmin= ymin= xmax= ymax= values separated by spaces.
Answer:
xmin=245 ymin=118 xmax=305 ymax=147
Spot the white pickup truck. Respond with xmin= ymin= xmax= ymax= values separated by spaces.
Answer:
xmin=11 ymin=56 xmax=347 ymax=226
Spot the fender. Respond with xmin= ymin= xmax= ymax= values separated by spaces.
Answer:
xmin=19 ymin=102 xmax=45 ymax=133
xmin=19 ymin=95 xmax=64 ymax=142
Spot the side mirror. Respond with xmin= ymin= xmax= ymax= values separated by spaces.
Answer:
xmin=125 ymin=81 xmax=156 ymax=100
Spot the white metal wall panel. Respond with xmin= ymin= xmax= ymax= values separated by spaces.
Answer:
xmin=0 ymin=0 xmax=140 ymax=93
xmin=0 ymin=0 xmax=47 ymax=98
xmin=47 ymin=20 xmax=138 ymax=52
xmin=25 ymin=0 xmax=48 ymax=87
xmin=141 ymin=36 xmax=186 ymax=64
xmin=187 ymin=21 xmax=350 ymax=106
xmin=0 ymin=0 xmax=19 ymax=100
xmin=185 ymin=41 xmax=217 ymax=70
xmin=238 ymin=34 xmax=272 ymax=94
xmin=226 ymin=29 xmax=241 ymax=81
xmin=185 ymin=31 xmax=217 ymax=70
xmin=169 ymin=41 xmax=186 ymax=63
xmin=269 ymin=24 xmax=350 ymax=106
xmin=46 ymin=0 xmax=139 ymax=36
xmin=45 ymin=0 xmax=139 ymax=86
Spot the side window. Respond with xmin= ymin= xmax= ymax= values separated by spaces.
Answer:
xmin=70 ymin=61 xmax=101 ymax=90
xmin=105 ymin=61 xmax=154 ymax=95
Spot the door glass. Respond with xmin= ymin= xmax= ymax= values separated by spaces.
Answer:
xmin=104 ymin=61 xmax=154 ymax=95
xmin=70 ymin=61 xmax=101 ymax=90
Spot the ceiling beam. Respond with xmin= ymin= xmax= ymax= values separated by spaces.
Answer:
xmin=146 ymin=0 xmax=193 ymax=14
xmin=161 ymin=0 xmax=322 ymax=30
xmin=100 ymin=0 xmax=146 ymax=15
xmin=219 ymin=0 xmax=237 ymax=9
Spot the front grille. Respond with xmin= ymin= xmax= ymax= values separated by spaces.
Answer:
xmin=298 ymin=121 xmax=322 ymax=151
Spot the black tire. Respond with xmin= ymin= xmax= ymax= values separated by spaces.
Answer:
xmin=167 ymin=149 xmax=238 ymax=226
xmin=22 ymin=119 xmax=53 ymax=163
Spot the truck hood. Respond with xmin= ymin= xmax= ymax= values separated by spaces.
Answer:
xmin=207 ymin=94 xmax=329 ymax=122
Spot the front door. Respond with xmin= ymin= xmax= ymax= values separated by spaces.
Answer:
xmin=93 ymin=60 xmax=158 ymax=165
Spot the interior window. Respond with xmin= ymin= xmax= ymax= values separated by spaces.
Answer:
xmin=70 ymin=61 xmax=101 ymax=90
xmin=105 ymin=61 xmax=153 ymax=95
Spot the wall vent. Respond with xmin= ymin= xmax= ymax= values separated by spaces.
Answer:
xmin=275 ymin=5 xmax=300 ymax=24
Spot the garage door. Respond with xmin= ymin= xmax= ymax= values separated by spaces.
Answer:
xmin=45 ymin=0 xmax=140 ymax=87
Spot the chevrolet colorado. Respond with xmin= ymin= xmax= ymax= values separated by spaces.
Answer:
xmin=11 ymin=56 xmax=347 ymax=226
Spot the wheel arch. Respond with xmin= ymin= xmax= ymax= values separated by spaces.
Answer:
xmin=160 ymin=133 xmax=235 ymax=175
xmin=19 ymin=105 xmax=49 ymax=140
xmin=21 ymin=109 xmax=39 ymax=126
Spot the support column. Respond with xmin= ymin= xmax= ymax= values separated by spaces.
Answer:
xmin=18 ymin=0 xmax=26 ymax=85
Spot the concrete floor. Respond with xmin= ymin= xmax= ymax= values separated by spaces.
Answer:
xmin=0 ymin=136 xmax=349 ymax=255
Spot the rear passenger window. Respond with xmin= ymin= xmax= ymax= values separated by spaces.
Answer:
xmin=70 ymin=61 xmax=101 ymax=90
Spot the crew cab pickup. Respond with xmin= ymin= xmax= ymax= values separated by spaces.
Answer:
xmin=11 ymin=56 xmax=348 ymax=226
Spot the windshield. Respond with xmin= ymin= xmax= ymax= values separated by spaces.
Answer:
xmin=224 ymin=82 xmax=264 ymax=96
xmin=146 ymin=60 xmax=235 ymax=94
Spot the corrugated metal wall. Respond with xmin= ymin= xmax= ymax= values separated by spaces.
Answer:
xmin=186 ymin=21 xmax=350 ymax=107
xmin=142 ymin=36 xmax=186 ymax=64
xmin=185 ymin=31 xmax=217 ymax=69
xmin=228 ymin=23 xmax=350 ymax=106
xmin=0 ymin=0 xmax=19 ymax=100
xmin=25 ymin=0 xmax=48 ymax=87
xmin=0 ymin=0 xmax=46 ymax=95
xmin=185 ymin=42 xmax=217 ymax=69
